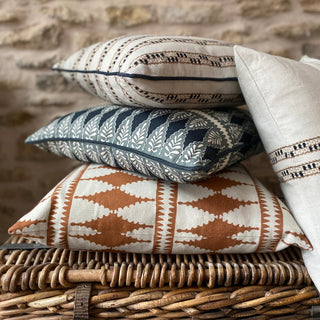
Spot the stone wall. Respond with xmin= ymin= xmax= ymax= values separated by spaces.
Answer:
xmin=0 ymin=0 xmax=319 ymax=242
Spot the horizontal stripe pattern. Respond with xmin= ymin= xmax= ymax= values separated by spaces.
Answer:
xmin=277 ymin=159 xmax=320 ymax=183
xmin=269 ymin=136 xmax=320 ymax=164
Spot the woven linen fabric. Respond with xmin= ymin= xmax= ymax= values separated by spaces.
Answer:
xmin=234 ymin=46 xmax=320 ymax=292
xmin=25 ymin=105 xmax=261 ymax=183
xmin=8 ymin=163 xmax=311 ymax=254
xmin=300 ymin=55 xmax=320 ymax=71
xmin=52 ymin=35 xmax=244 ymax=108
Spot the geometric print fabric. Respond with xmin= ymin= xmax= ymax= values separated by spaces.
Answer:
xmin=52 ymin=35 xmax=244 ymax=109
xmin=9 ymin=163 xmax=312 ymax=254
xmin=25 ymin=105 xmax=261 ymax=183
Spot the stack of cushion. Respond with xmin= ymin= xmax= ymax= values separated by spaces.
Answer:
xmin=9 ymin=35 xmax=312 ymax=259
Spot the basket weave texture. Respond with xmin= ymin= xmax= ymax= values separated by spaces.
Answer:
xmin=0 ymin=236 xmax=319 ymax=319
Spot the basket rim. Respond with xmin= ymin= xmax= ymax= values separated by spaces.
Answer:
xmin=0 ymin=236 xmax=313 ymax=293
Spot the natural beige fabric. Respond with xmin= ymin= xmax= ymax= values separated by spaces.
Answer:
xmin=53 ymin=35 xmax=244 ymax=108
xmin=234 ymin=45 xmax=320 ymax=292
xmin=300 ymin=55 xmax=320 ymax=71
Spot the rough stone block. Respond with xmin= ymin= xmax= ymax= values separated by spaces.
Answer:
xmin=17 ymin=55 xmax=59 ymax=69
xmin=0 ymin=80 xmax=23 ymax=90
xmin=301 ymin=0 xmax=320 ymax=13
xmin=74 ymin=32 xmax=107 ymax=50
xmin=0 ymin=10 xmax=20 ymax=23
xmin=105 ymin=5 xmax=156 ymax=27
xmin=159 ymin=4 xmax=224 ymax=24
xmin=0 ymin=111 xmax=34 ymax=126
xmin=0 ymin=23 xmax=62 ymax=49
xmin=267 ymin=48 xmax=293 ymax=59
xmin=237 ymin=0 xmax=291 ymax=18
xmin=36 ymin=73 xmax=81 ymax=92
xmin=42 ymin=5 xmax=92 ymax=25
xmin=26 ymin=94 xmax=74 ymax=107
xmin=214 ymin=27 xmax=255 ymax=44
xmin=271 ymin=22 xmax=320 ymax=38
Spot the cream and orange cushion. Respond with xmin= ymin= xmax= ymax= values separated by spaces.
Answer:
xmin=9 ymin=163 xmax=311 ymax=254
xmin=52 ymin=35 xmax=244 ymax=108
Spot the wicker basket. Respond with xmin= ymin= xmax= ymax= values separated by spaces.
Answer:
xmin=0 ymin=236 xmax=319 ymax=319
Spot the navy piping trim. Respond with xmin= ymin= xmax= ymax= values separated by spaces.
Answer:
xmin=51 ymin=68 xmax=239 ymax=82
xmin=26 ymin=137 xmax=258 ymax=172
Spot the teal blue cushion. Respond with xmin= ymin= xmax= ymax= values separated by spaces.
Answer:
xmin=26 ymin=105 xmax=262 ymax=182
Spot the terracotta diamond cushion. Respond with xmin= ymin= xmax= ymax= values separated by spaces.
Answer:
xmin=9 ymin=163 xmax=311 ymax=254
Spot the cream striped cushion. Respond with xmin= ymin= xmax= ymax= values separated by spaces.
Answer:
xmin=53 ymin=35 xmax=244 ymax=108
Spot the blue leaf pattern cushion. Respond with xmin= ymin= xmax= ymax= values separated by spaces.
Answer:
xmin=26 ymin=105 xmax=262 ymax=182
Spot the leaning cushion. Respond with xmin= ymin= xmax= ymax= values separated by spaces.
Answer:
xmin=234 ymin=45 xmax=320 ymax=292
xmin=52 ymin=35 xmax=244 ymax=108
xmin=300 ymin=55 xmax=320 ymax=71
xmin=8 ymin=163 xmax=311 ymax=254
xmin=25 ymin=105 xmax=262 ymax=183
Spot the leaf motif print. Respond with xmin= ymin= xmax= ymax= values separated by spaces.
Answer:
xmin=181 ymin=170 xmax=205 ymax=182
xmin=83 ymin=115 xmax=101 ymax=163
xmin=114 ymin=150 xmax=132 ymax=171
xmin=84 ymin=116 xmax=99 ymax=140
xmin=180 ymin=142 xmax=205 ymax=165
xmin=228 ymin=125 xmax=242 ymax=142
xmin=207 ymin=161 xmax=223 ymax=175
xmin=145 ymin=160 xmax=166 ymax=180
xmin=163 ymin=167 xmax=183 ymax=183
xmin=100 ymin=119 xmax=114 ymax=142
xmin=42 ymin=121 xmax=57 ymax=140
xmin=147 ymin=126 xmax=165 ymax=153
xmin=130 ymin=154 xmax=149 ymax=175
xmin=169 ymin=111 xmax=192 ymax=121
xmin=28 ymin=130 xmax=41 ymax=142
xmin=131 ymin=122 xmax=148 ymax=150
xmin=212 ymin=112 xmax=230 ymax=123
xmin=46 ymin=140 xmax=60 ymax=156
xmin=72 ymin=141 xmax=88 ymax=162
xmin=116 ymin=118 xmax=131 ymax=146
xmin=57 ymin=117 xmax=70 ymax=138
xmin=207 ymin=129 xmax=223 ymax=147
xmin=57 ymin=116 xmax=78 ymax=158
xmin=152 ymin=109 xmax=169 ymax=117
xmin=57 ymin=141 xmax=73 ymax=158
xmin=188 ymin=118 xmax=209 ymax=129
xmin=164 ymin=131 xmax=184 ymax=160
xmin=71 ymin=117 xmax=84 ymax=139
xmin=100 ymin=147 xmax=116 ymax=166
xmin=85 ymin=144 xmax=100 ymax=163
